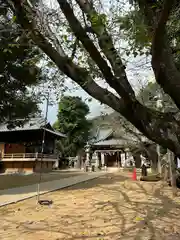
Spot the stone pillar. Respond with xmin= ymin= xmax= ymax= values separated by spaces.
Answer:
xmin=124 ymin=148 xmax=130 ymax=167
xmin=121 ymin=152 xmax=126 ymax=167
xmin=86 ymin=152 xmax=90 ymax=166
xmin=94 ymin=152 xmax=99 ymax=168
xmin=177 ymin=157 xmax=180 ymax=169
xmin=101 ymin=153 xmax=105 ymax=166
xmin=75 ymin=155 xmax=81 ymax=169
xmin=85 ymin=143 xmax=90 ymax=171
xmin=54 ymin=159 xmax=59 ymax=169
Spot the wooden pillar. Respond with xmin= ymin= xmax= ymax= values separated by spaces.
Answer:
xmin=117 ymin=151 xmax=122 ymax=167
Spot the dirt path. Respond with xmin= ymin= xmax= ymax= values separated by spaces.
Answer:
xmin=0 ymin=172 xmax=180 ymax=240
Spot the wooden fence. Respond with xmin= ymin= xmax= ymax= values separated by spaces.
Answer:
xmin=2 ymin=153 xmax=57 ymax=159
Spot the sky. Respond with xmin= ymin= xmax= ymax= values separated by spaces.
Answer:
xmin=40 ymin=87 xmax=109 ymax=124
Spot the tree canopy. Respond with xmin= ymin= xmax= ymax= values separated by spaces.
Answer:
xmin=8 ymin=0 xmax=180 ymax=156
xmin=54 ymin=96 xmax=91 ymax=157
xmin=0 ymin=0 xmax=42 ymax=123
xmin=138 ymin=81 xmax=178 ymax=113
xmin=118 ymin=1 xmax=180 ymax=68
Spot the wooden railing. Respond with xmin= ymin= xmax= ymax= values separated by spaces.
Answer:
xmin=3 ymin=153 xmax=57 ymax=159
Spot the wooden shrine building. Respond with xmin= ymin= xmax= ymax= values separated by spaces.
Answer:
xmin=90 ymin=128 xmax=135 ymax=168
xmin=0 ymin=118 xmax=66 ymax=174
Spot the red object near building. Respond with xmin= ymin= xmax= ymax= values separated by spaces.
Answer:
xmin=132 ymin=168 xmax=137 ymax=181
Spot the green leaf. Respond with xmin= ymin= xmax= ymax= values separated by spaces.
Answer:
xmin=12 ymin=15 xmax=17 ymax=23
xmin=63 ymin=35 xmax=68 ymax=42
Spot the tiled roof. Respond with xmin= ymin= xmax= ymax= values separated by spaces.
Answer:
xmin=42 ymin=128 xmax=66 ymax=138
xmin=89 ymin=128 xmax=113 ymax=144
xmin=0 ymin=118 xmax=66 ymax=137
xmin=0 ymin=118 xmax=47 ymax=132
xmin=94 ymin=138 xmax=126 ymax=147
xmin=95 ymin=128 xmax=113 ymax=142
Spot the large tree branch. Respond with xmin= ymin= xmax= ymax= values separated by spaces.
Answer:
xmin=137 ymin=0 xmax=180 ymax=109
xmin=57 ymin=0 xmax=135 ymax=101
xmin=9 ymin=0 xmax=180 ymax=155
xmin=10 ymin=0 xmax=127 ymax=112
xmin=152 ymin=0 xmax=175 ymax=67
xmin=75 ymin=0 xmax=135 ymax=98
xmin=151 ymin=0 xmax=180 ymax=109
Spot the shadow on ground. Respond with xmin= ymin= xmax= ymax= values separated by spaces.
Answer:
xmin=0 ymin=171 xmax=129 ymax=195
xmin=61 ymin=173 xmax=130 ymax=191
xmin=1 ymin=172 xmax=180 ymax=239
xmin=0 ymin=170 xmax=85 ymax=191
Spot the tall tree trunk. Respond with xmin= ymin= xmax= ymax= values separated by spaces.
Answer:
xmin=151 ymin=159 xmax=158 ymax=174
xmin=133 ymin=153 xmax=141 ymax=168
xmin=145 ymin=145 xmax=158 ymax=173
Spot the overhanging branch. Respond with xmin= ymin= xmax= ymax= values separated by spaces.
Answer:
xmin=152 ymin=0 xmax=175 ymax=64
xmin=75 ymin=0 xmax=135 ymax=98
xmin=57 ymin=0 xmax=135 ymax=101
xmin=10 ymin=0 xmax=127 ymax=114
xmin=9 ymin=0 xmax=180 ymax=155
xmin=137 ymin=0 xmax=180 ymax=110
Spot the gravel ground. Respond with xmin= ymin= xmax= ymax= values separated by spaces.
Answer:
xmin=0 ymin=172 xmax=180 ymax=240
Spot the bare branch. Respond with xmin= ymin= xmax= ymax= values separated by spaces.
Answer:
xmin=10 ymin=0 xmax=127 ymax=113
xmin=70 ymin=38 xmax=78 ymax=60
xmin=75 ymin=0 xmax=135 ymax=98
xmin=9 ymin=0 xmax=180 ymax=155
xmin=57 ymin=0 xmax=136 ymax=101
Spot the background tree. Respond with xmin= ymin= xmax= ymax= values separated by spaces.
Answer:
xmin=9 ymin=0 xmax=180 ymax=157
xmin=117 ymin=2 xmax=180 ymax=69
xmin=54 ymin=96 xmax=91 ymax=157
xmin=0 ymin=0 xmax=42 ymax=124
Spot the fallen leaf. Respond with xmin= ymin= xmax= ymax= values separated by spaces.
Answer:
xmin=135 ymin=216 xmax=144 ymax=222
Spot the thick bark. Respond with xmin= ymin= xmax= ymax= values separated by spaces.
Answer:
xmin=138 ymin=0 xmax=180 ymax=109
xmin=146 ymin=146 xmax=158 ymax=173
xmin=136 ymin=0 xmax=180 ymax=193
xmin=152 ymin=40 xmax=180 ymax=110
xmin=133 ymin=153 xmax=141 ymax=168
xmin=9 ymin=0 xmax=180 ymax=156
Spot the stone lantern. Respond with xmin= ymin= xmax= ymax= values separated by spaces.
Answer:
xmin=85 ymin=142 xmax=91 ymax=171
